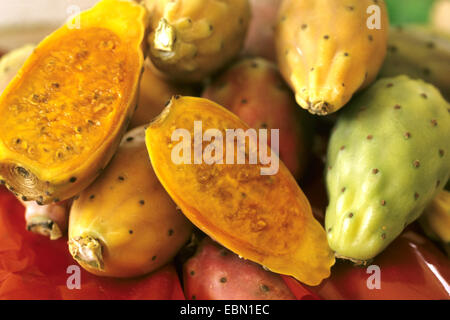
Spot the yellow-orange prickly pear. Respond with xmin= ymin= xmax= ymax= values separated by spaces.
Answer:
xmin=275 ymin=0 xmax=389 ymax=115
xmin=130 ymin=59 xmax=196 ymax=129
xmin=69 ymin=126 xmax=193 ymax=278
xmin=145 ymin=96 xmax=334 ymax=285
xmin=145 ymin=0 xmax=251 ymax=83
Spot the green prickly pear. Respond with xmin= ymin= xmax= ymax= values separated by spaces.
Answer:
xmin=325 ymin=76 xmax=450 ymax=263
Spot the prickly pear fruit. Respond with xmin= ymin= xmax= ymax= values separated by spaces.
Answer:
xmin=0 ymin=49 xmax=194 ymax=131
xmin=419 ymin=190 xmax=450 ymax=256
xmin=0 ymin=44 xmax=34 ymax=94
xmin=145 ymin=0 xmax=251 ymax=83
xmin=68 ymin=126 xmax=193 ymax=278
xmin=0 ymin=0 xmax=148 ymax=204
xmin=130 ymin=59 xmax=196 ymax=129
xmin=326 ymin=76 xmax=450 ymax=263
xmin=243 ymin=0 xmax=281 ymax=62
xmin=203 ymin=57 xmax=313 ymax=179
xmin=145 ymin=96 xmax=334 ymax=285
xmin=379 ymin=25 xmax=450 ymax=101
xmin=22 ymin=199 xmax=71 ymax=240
xmin=184 ymin=237 xmax=296 ymax=300
xmin=275 ymin=0 xmax=389 ymax=115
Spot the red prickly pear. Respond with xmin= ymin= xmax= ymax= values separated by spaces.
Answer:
xmin=183 ymin=237 xmax=296 ymax=300
xmin=244 ymin=0 xmax=282 ymax=62
xmin=203 ymin=57 xmax=313 ymax=179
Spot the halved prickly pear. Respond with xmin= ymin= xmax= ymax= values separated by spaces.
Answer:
xmin=68 ymin=126 xmax=193 ymax=278
xmin=0 ymin=0 xmax=148 ymax=204
xmin=145 ymin=96 xmax=334 ymax=286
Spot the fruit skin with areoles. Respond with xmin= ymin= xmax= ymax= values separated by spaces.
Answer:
xmin=379 ymin=25 xmax=450 ymax=101
xmin=145 ymin=0 xmax=251 ymax=83
xmin=0 ymin=0 xmax=148 ymax=204
xmin=183 ymin=237 xmax=296 ymax=300
xmin=68 ymin=126 xmax=193 ymax=278
xmin=419 ymin=190 xmax=450 ymax=256
xmin=275 ymin=0 xmax=389 ymax=115
xmin=243 ymin=0 xmax=281 ymax=62
xmin=203 ymin=57 xmax=313 ymax=179
xmin=325 ymin=76 xmax=450 ymax=263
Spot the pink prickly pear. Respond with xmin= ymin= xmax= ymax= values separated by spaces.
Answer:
xmin=203 ymin=57 xmax=313 ymax=179
xmin=243 ymin=0 xmax=282 ymax=61
xmin=183 ymin=237 xmax=300 ymax=300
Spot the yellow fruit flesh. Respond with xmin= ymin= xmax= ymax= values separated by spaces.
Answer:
xmin=0 ymin=28 xmax=128 ymax=166
xmin=0 ymin=0 xmax=148 ymax=203
xmin=145 ymin=96 xmax=334 ymax=285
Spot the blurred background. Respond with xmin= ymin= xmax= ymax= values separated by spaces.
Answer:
xmin=0 ymin=0 xmax=449 ymax=51
xmin=0 ymin=0 xmax=98 ymax=51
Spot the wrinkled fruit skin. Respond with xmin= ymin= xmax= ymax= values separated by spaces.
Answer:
xmin=243 ymin=0 xmax=281 ymax=62
xmin=145 ymin=0 xmax=251 ymax=83
xmin=69 ymin=126 xmax=193 ymax=277
xmin=0 ymin=44 xmax=34 ymax=94
xmin=419 ymin=190 xmax=450 ymax=256
xmin=145 ymin=96 xmax=334 ymax=286
xmin=379 ymin=25 xmax=450 ymax=101
xmin=275 ymin=0 xmax=389 ymax=115
xmin=203 ymin=57 xmax=313 ymax=179
xmin=0 ymin=0 xmax=148 ymax=204
xmin=130 ymin=59 xmax=196 ymax=129
xmin=326 ymin=76 xmax=450 ymax=262
xmin=183 ymin=237 xmax=296 ymax=300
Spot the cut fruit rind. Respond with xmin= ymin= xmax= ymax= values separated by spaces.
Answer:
xmin=145 ymin=96 xmax=334 ymax=286
xmin=0 ymin=0 xmax=148 ymax=204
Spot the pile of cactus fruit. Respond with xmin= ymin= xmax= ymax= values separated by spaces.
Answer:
xmin=0 ymin=0 xmax=449 ymax=300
